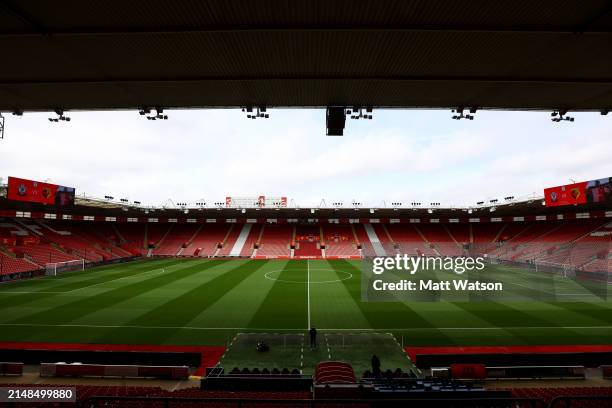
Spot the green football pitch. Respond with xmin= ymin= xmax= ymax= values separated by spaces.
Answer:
xmin=0 ymin=258 xmax=611 ymax=348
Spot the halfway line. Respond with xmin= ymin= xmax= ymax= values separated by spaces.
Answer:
xmin=307 ymin=259 xmax=311 ymax=330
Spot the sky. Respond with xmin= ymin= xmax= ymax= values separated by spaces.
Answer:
xmin=1 ymin=109 xmax=611 ymax=208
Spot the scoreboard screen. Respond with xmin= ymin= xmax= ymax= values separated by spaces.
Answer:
xmin=7 ymin=177 xmax=75 ymax=206
xmin=544 ymin=177 xmax=611 ymax=207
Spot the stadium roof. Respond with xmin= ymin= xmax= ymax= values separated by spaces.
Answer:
xmin=1 ymin=196 xmax=610 ymax=220
xmin=1 ymin=0 xmax=612 ymax=112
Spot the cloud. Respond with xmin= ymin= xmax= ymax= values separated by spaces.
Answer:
xmin=0 ymin=109 xmax=610 ymax=207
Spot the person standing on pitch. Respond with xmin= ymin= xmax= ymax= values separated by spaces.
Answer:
xmin=309 ymin=327 xmax=317 ymax=349
xmin=371 ymin=354 xmax=381 ymax=377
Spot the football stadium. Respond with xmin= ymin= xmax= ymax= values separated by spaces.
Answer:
xmin=1 ymin=1 xmax=612 ymax=407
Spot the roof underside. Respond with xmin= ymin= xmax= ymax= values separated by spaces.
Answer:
xmin=1 ymin=0 xmax=612 ymax=111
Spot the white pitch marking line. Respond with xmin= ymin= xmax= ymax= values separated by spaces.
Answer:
xmin=65 ymin=267 xmax=170 ymax=293
xmin=307 ymin=259 xmax=311 ymax=330
xmin=0 ymin=268 xmax=171 ymax=296
xmin=0 ymin=291 xmax=65 ymax=294
xmin=325 ymin=334 xmax=331 ymax=359
xmin=0 ymin=322 xmax=612 ymax=331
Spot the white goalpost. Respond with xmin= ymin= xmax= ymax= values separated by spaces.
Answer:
xmin=534 ymin=260 xmax=576 ymax=278
xmin=45 ymin=259 xmax=85 ymax=276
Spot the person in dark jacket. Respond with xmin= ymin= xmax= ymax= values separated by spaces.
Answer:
xmin=371 ymin=354 xmax=381 ymax=377
xmin=309 ymin=327 xmax=317 ymax=348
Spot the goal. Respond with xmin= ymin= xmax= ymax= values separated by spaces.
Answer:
xmin=534 ymin=260 xmax=576 ymax=278
xmin=46 ymin=259 xmax=85 ymax=276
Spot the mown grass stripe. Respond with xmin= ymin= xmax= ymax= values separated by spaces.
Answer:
xmin=0 ymin=259 xmax=182 ymax=309
xmin=330 ymin=260 xmax=454 ymax=344
xmin=95 ymin=260 xmax=267 ymax=344
xmin=551 ymin=301 xmax=612 ymax=325
xmin=248 ymin=260 xmax=308 ymax=329
xmin=9 ymin=259 xmax=227 ymax=325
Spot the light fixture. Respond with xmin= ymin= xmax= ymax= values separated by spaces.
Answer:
xmin=243 ymin=106 xmax=269 ymax=119
xmin=140 ymin=107 xmax=168 ymax=120
xmin=348 ymin=106 xmax=373 ymax=120
xmin=48 ymin=109 xmax=70 ymax=123
xmin=551 ymin=110 xmax=574 ymax=122
xmin=451 ymin=107 xmax=476 ymax=120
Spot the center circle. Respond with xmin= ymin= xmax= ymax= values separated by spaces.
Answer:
xmin=264 ymin=269 xmax=352 ymax=284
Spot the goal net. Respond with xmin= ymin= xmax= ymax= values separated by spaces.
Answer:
xmin=534 ymin=260 xmax=576 ymax=278
xmin=487 ymin=255 xmax=501 ymax=264
xmin=46 ymin=259 xmax=85 ymax=276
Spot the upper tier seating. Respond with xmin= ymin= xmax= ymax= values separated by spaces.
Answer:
xmin=294 ymin=225 xmax=322 ymax=258
xmin=216 ymin=224 xmax=242 ymax=256
xmin=353 ymin=223 xmax=377 ymax=257
xmin=419 ymin=224 xmax=462 ymax=256
xmin=323 ymin=225 xmax=360 ymax=257
xmin=385 ymin=224 xmax=436 ymax=256
xmin=256 ymin=224 xmax=292 ymax=257
xmin=187 ymin=224 xmax=232 ymax=256
xmin=31 ymin=222 xmax=105 ymax=262
xmin=115 ymin=223 xmax=146 ymax=255
xmin=153 ymin=224 xmax=199 ymax=256
xmin=243 ymin=224 xmax=263 ymax=257
xmin=0 ymin=217 xmax=608 ymax=272
xmin=373 ymin=224 xmax=397 ymax=256
xmin=84 ymin=223 xmax=133 ymax=257
xmin=446 ymin=224 xmax=470 ymax=245
xmin=294 ymin=241 xmax=321 ymax=257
